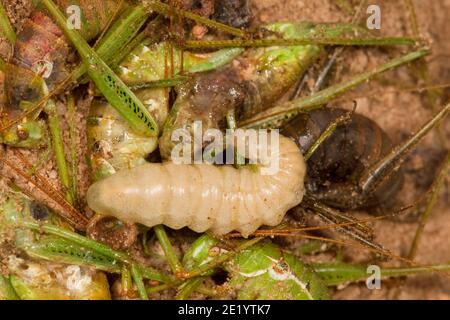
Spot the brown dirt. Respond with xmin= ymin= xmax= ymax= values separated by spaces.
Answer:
xmin=252 ymin=0 xmax=450 ymax=300
xmin=0 ymin=0 xmax=449 ymax=300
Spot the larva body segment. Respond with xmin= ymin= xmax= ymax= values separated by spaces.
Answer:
xmin=87 ymin=132 xmax=306 ymax=237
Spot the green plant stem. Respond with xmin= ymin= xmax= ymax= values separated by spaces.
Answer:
xmin=26 ymin=139 xmax=53 ymax=176
xmin=184 ymin=36 xmax=417 ymax=49
xmin=0 ymin=0 xmax=15 ymax=44
xmin=18 ymin=220 xmax=172 ymax=283
xmin=139 ymin=265 xmax=176 ymax=284
xmin=129 ymin=75 xmax=187 ymax=90
xmin=184 ymin=237 xmax=263 ymax=279
xmin=146 ymin=283 xmax=174 ymax=294
xmin=195 ymin=286 xmax=217 ymax=297
xmin=71 ymin=4 xmax=150 ymax=84
xmin=176 ymin=277 xmax=205 ymax=300
xmin=121 ymin=266 xmax=132 ymax=293
xmin=360 ymin=102 xmax=450 ymax=194
xmin=142 ymin=229 xmax=153 ymax=256
xmin=21 ymin=220 xmax=129 ymax=261
xmin=109 ymin=15 xmax=164 ymax=69
xmin=131 ymin=263 xmax=149 ymax=300
xmin=96 ymin=4 xmax=149 ymax=62
xmin=0 ymin=274 xmax=19 ymax=300
xmin=41 ymin=0 xmax=158 ymax=137
xmin=45 ymin=99 xmax=74 ymax=205
xmin=403 ymin=0 xmax=446 ymax=148
xmin=0 ymin=4 xmax=152 ymax=135
xmin=408 ymin=151 xmax=450 ymax=259
xmin=154 ymin=225 xmax=184 ymax=275
xmin=66 ymin=94 xmax=78 ymax=206
xmin=313 ymin=262 xmax=450 ymax=286
xmin=404 ymin=0 xmax=420 ymax=35
xmin=239 ymin=48 xmax=429 ymax=129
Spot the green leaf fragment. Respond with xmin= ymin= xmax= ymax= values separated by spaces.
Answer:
xmin=225 ymin=242 xmax=329 ymax=300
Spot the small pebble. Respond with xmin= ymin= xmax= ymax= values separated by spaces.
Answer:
xmin=49 ymin=170 xmax=57 ymax=180
xmin=192 ymin=25 xmax=208 ymax=39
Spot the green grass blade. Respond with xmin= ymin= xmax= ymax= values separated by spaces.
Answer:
xmin=45 ymin=98 xmax=74 ymax=205
xmin=239 ymin=48 xmax=429 ymax=129
xmin=131 ymin=264 xmax=149 ymax=300
xmin=184 ymin=36 xmax=418 ymax=49
xmin=0 ymin=1 xmax=15 ymax=44
xmin=41 ymin=0 xmax=158 ymax=137
xmin=154 ymin=225 xmax=184 ymax=276
xmin=313 ymin=262 xmax=450 ymax=286
xmin=0 ymin=274 xmax=20 ymax=300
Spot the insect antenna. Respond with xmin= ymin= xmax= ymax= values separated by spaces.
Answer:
xmin=91 ymin=0 xmax=127 ymax=48
xmin=162 ymin=0 xmax=185 ymax=104
xmin=224 ymin=196 xmax=434 ymax=262
xmin=359 ymin=101 xmax=450 ymax=195
xmin=168 ymin=0 xmax=186 ymax=74
xmin=1 ymin=149 xmax=88 ymax=229
xmin=334 ymin=82 xmax=450 ymax=105
xmin=269 ymin=234 xmax=450 ymax=281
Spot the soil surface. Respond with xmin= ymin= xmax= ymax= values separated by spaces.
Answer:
xmin=0 ymin=0 xmax=449 ymax=300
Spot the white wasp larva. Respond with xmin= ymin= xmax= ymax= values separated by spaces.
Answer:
xmin=86 ymin=131 xmax=306 ymax=237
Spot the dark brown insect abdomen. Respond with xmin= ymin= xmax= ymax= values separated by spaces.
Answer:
xmin=282 ymin=108 xmax=404 ymax=209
